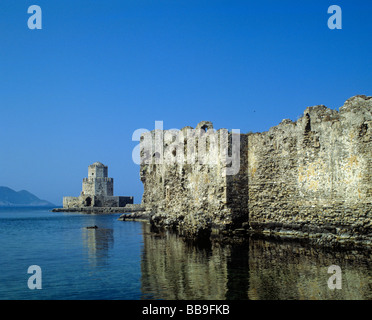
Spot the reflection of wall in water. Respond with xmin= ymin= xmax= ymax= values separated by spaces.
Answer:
xmin=247 ymin=239 xmax=372 ymax=300
xmin=82 ymin=227 xmax=114 ymax=267
xmin=140 ymin=223 xmax=233 ymax=300
xmin=140 ymin=221 xmax=372 ymax=300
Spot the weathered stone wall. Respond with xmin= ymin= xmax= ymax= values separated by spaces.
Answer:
xmin=63 ymin=195 xmax=133 ymax=208
xmin=88 ymin=164 xmax=108 ymax=178
xmin=100 ymin=196 xmax=133 ymax=207
xmin=63 ymin=196 xmax=83 ymax=208
xmin=140 ymin=122 xmax=247 ymax=239
xmin=82 ymin=177 xmax=113 ymax=196
xmin=248 ymin=95 xmax=372 ymax=246
xmin=82 ymin=178 xmax=95 ymax=196
xmin=140 ymin=95 xmax=372 ymax=246
xmin=95 ymin=177 xmax=114 ymax=196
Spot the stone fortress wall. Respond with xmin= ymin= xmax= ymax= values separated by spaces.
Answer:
xmin=140 ymin=95 xmax=372 ymax=247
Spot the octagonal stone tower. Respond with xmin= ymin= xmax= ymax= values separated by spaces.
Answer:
xmin=63 ymin=162 xmax=133 ymax=209
xmin=83 ymin=162 xmax=113 ymax=197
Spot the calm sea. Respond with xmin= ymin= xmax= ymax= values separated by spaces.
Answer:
xmin=0 ymin=207 xmax=371 ymax=300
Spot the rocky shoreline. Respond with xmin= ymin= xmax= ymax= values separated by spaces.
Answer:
xmin=51 ymin=203 xmax=146 ymax=214
xmin=118 ymin=211 xmax=372 ymax=249
xmin=52 ymin=205 xmax=372 ymax=248
xmin=118 ymin=210 xmax=153 ymax=222
xmin=52 ymin=207 xmax=133 ymax=214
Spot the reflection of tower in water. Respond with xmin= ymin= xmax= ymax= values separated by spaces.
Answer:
xmin=82 ymin=226 xmax=114 ymax=268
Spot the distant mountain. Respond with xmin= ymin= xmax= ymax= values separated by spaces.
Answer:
xmin=0 ymin=186 xmax=55 ymax=207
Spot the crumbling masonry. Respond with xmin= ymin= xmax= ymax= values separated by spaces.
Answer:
xmin=139 ymin=95 xmax=372 ymax=247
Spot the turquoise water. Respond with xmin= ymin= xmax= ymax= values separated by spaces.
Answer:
xmin=1 ymin=207 xmax=371 ymax=300
xmin=0 ymin=207 xmax=143 ymax=300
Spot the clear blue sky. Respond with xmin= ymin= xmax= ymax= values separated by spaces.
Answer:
xmin=0 ymin=0 xmax=371 ymax=205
